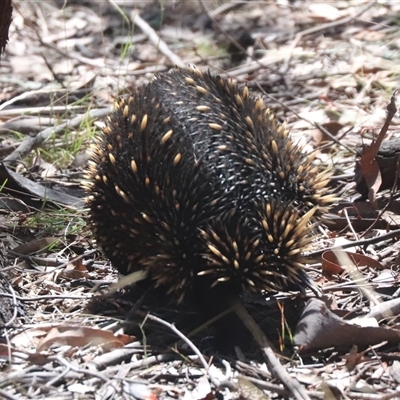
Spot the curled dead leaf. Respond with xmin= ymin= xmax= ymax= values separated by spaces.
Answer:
xmin=322 ymin=250 xmax=383 ymax=275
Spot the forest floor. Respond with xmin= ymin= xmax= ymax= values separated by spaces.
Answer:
xmin=1 ymin=1 xmax=400 ymax=399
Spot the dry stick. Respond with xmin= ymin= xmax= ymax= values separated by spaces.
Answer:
xmin=88 ymin=342 xmax=146 ymax=371
xmin=0 ymin=389 xmax=19 ymax=400
xmin=367 ymin=88 xmax=399 ymax=165
xmin=230 ymin=299 xmax=311 ymax=400
xmin=347 ymin=390 xmax=400 ymax=400
xmin=4 ymin=283 xmax=18 ymax=327
xmin=0 ymin=89 xmax=81 ymax=112
xmin=54 ymin=354 xmax=111 ymax=385
xmin=148 ymin=306 xmax=309 ymax=398
xmin=0 ymin=105 xmax=86 ymax=117
xmin=0 ymin=292 xmax=91 ymax=302
xmin=307 ymin=227 xmax=400 ymax=258
xmin=146 ymin=313 xmax=209 ymax=371
xmin=210 ymin=0 xmax=245 ymax=18
xmin=343 ymin=207 xmax=359 ymax=243
xmin=281 ymin=0 xmax=379 ymax=75
xmin=3 ymin=107 xmax=111 ymax=166
xmin=6 ymin=249 xmax=98 ymax=272
xmin=130 ymin=11 xmax=185 ymax=69
xmin=144 ymin=313 xmax=223 ymax=388
xmin=40 ymin=38 xmax=109 ymax=68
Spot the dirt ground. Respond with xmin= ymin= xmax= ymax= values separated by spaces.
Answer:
xmin=2 ymin=1 xmax=400 ymax=399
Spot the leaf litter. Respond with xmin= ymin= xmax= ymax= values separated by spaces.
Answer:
xmin=2 ymin=0 xmax=400 ymax=399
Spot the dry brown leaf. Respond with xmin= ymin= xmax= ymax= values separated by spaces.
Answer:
xmin=294 ymin=299 xmax=400 ymax=352
xmin=61 ymin=270 xmax=89 ymax=279
xmin=22 ymin=325 xmax=136 ymax=352
xmin=359 ymin=145 xmax=382 ymax=205
xmin=61 ymin=262 xmax=89 ymax=279
xmin=10 ymin=237 xmax=57 ymax=256
xmin=11 ymin=328 xmax=49 ymax=348
xmin=342 ymin=345 xmax=371 ymax=371
xmin=322 ymin=250 xmax=384 ymax=275
xmin=356 ymin=89 xmax=399 ymax=202
xmin=70 ymin=259 xmax=88 ymax=272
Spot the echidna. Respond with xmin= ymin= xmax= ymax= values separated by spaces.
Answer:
xmin=84 ymin=66 xmax=334 ymax=302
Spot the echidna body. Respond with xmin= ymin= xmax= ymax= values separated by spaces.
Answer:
xmin=85 ymin=67 xmax=333 ymax=301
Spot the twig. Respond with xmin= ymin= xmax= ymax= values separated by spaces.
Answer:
xmin=0 ymin=89 xmax=82 ymax=112
xmin=307 ymin=228 xmax=400 ymax=258
xmin=88 ymin=342 xmax=147 ymax=370
xmin=3 ymin=107 xmax=112 ymax=166
xmin=343 ymin=208 xmax=359 ymax=243
xmin=6 ymin=249 xmax=98 ymax=272
xmin=281 ymin=1 xmax=379 ymax=74
xmin=145 ymin=313 xmax=208 ymax=371
xmin=0 ymin=293 xmax=92 ymax=302
xmin=145 ymin=313 xmax=222 ymax=388
xmin=4 ymin=282 xmax=18 ymax=327
xmin=0 ymin=390 xmax=19 ymax=400
xmin=209 ymin=0 xmax=245 ymax=18
xmin=231 ymin=299 xmax=311 ymax=400
xmin=55 ymin=354 xmax=111 ymax=383
xmin=130 ymin=11 xmax=185 ymax=69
